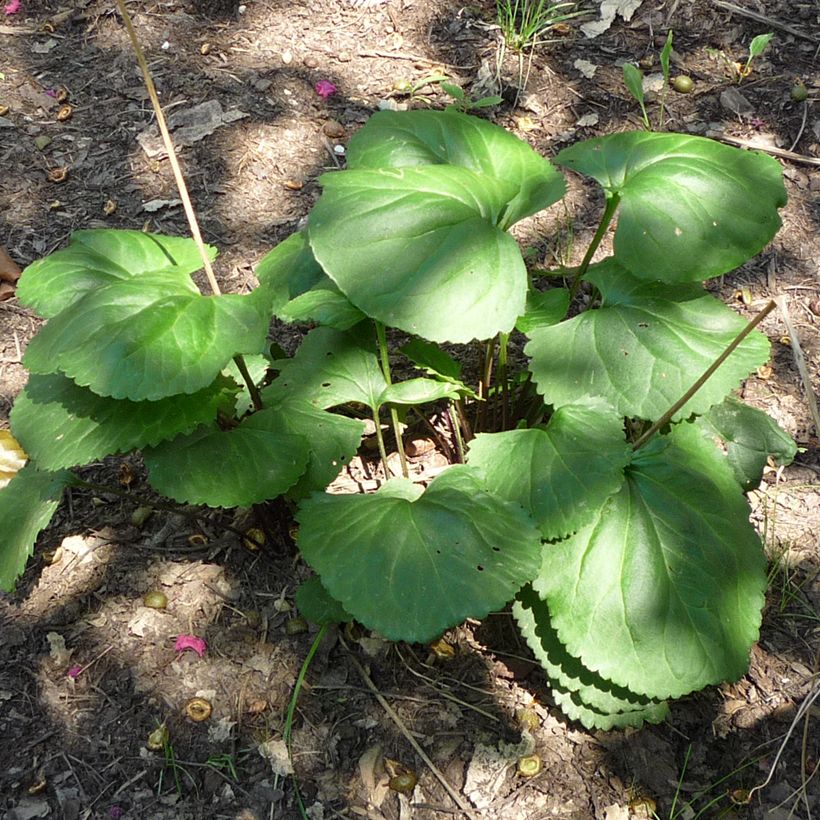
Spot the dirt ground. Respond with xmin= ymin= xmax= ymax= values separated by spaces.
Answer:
xmin=1 ymin=0 xmax=819 ymax=818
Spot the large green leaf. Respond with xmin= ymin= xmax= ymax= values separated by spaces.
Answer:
xmin=144 ymin=409 xmax=310 ymax=507
xmin=0 ymin=465 xmax=72 ymax=592
xmin=23 ymin=274 xmax=270 ymax=401
xmin=16 ymin=230 xmax=217 ymax=319
xmin=466 ymin=399 xmax=630 ymax=539
xmin=525 ymin=260 xmax=770 ymax=420
xmin=308 ymin=166 xmax=527 ymax=343
xmin=261 ymin=327 xmax=386 ymax=410
xmin=296 ymin=465 xmax=542 ymax=643
xmin=346 ymin=109 xmax=566 ymax=227
xmin=680 ymin=396 xmax=796 ymax=490
xmin=514 ymin=586 xmax=669 ymax=730
xmin=10 ymin=373 xmax=231 ymax=470
xmin=534 ymin=437 xmax=766 ymax=699
xmin=555 ymin=132 xmax=786 ymax=281
xmin=265 ymin=399 xmax=366 ymax=498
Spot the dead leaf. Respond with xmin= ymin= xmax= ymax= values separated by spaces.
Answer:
xmin=0 ymin=430 xmax=27 ymax=489
xmin=581 ymin=0 xmax=644 ymax=39
xmin=0 ymin=247 xmax=22 ymax=284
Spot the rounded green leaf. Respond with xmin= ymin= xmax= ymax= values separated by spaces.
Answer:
xmin=296 ymin=576 xmax=353 ymax=625
xmin=346 ymin=109 xmax=566 ymax=227
xmin=555 ymin=132 xmax=786 ymax=281
xmin=296 ymin=466 xmax=542 ymax=643
xmin=261 ymin=327 xmax=387 ymax=411
xmin=683 ymin=396 xmax=796 ymax=490
xmin=525 ymin=260 xmax=770 ymax=420
xmin=10 ymin=373 xmax=232 ymax=470
xmin=0 ymin=465 xmax=72 ymax=592
xmin=17 ymin=230 xmax=217 ymax=318
xmin=255 ymin=231 xmax=326 ymax=316
xmin=23 ymin=274 xmax=270 ymax=401
xmin=467 ymin=399 xmax=630 ymax=539
xmin=308 ymin=166 xmax=527 ymax=343
xmin=264 ymin=399 xmax=365 ymax=498
xmin=535 ymin=437 xmax=767 ymax=699
xmin=515 ymin=287 xmax=570 ymax=334
xmin=378 ymin=378 xmax=465 ymax=407
xmin=514 ymin=585 xmax=669 ymax=731
xmin=144 ymin=409 xmax=310 ymax=507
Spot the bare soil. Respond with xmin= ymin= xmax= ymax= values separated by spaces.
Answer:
xmin=1 ymin=1 xmax=819 ymax=818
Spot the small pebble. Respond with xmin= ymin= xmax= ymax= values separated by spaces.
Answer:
xmin=281 ymin=50 xmax=293 ymax=65
xmin=303 ymin=56 xmax=318 ymax=69
xmin=322 ymin=119 xmax=346 ymax=138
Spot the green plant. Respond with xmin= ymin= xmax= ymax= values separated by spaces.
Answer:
xmin=707 ymin=32 xmax=773 ymax=83
xmin=1 ymin=108 xmax=795 ymax=730
xmin=623 ymin=30 xmax=676 ymax=130
xmin=496 ymin=0 xmax=584 ymax=52
xmin=440 ymin=80 xmax=503 ymax=112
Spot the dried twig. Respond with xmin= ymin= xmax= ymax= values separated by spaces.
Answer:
xmin=340 ymin=635 xmax=478 ymax=820
xmin=709 ymin=0 xmax=820 ymax=43
xmin=711 ymin=133 xmax=820 ymax=167
xmin=776 ymin=295 xmax=820 ymax=438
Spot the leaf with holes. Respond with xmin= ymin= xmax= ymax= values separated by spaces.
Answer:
xmin=296 ymin=465 xmax=542 ymax=643
xmin=467 ymin=399 xmax=630 ymax=539
xmin=555 ymin=131 xmax=786 ymax=281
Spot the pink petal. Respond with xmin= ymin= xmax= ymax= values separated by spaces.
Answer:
xmin=174 ymin=634 xmax=207 ymax=657
xmin=44 ymin=88 xmax=58 ymax=98
xmin=314 ymin=80 xmax=337 ymax=99
xmin=4 ymin=0 xmax=21 ymax=15
xmin=67 ymin=665 xmax=83 ymax=679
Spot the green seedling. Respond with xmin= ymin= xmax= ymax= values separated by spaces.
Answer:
xmin=2 ymin=107 xmax=793 ymax=731
xmin=440 ymin=80 xmax=503 ymax=112
xmin=623 ymin=30 xmax=680 ymax=130
xmin=707 ymin=33 xmax=774 ymax=83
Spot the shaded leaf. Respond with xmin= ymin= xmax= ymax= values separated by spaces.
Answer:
xmin=296 ymin=576 xmax=353 ymax=625
xmin=400 ymin=339 xmax=462 ymax=381
xmin=0 ymin=465 xmax=72 ymax=592
xmin=10 ymin=373 xmax=231 ymax=470
xmin=261 ymin=327 xmax=386 ymax=411
xmin=278 ymin=282 xmax=366 ymax=330
xmin=144 ymin=409 xmax=310 ymax=507
xmin=467 ymin=399 xmax=630 ymax=539
xmin=515 ymin=287 xmax=570 ymax=334
xmin=296 ymin=466 xmax=542 ymax=643
xmin=514 ymin=585 xmax=669 ymax=730
xmin=525 ymin=259 xmax=769 ymax=420
xmin=255 ymin=231 xmax=327 ymax=316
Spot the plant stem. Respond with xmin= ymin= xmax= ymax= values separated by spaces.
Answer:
xmin=372 ymin=411 xmax=392 ymax=479
xmin=374 ymin=322 xmax=409 ymax=478
xmin=232 ymin=355 xmax=263 ymax=412
xmin=475 ymin=338 xmax=496 ymax=433
xmin=116 ymin=0 xmax=261 ymax=410
xmin=498 ymin=332 xmax=510 ymax=430
xmin=569 ymin=193 xmax=620 ymax=299
xmin=632 ymin=299 xmax=776 ymax=451
xmin=448 ymin=405 xmax=466 ymax=463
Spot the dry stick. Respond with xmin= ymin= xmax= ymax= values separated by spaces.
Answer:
xmin=788 ymin=100 xmax=809 ymax=153
xmin=713 ymin=132 xmax=820 ymax=168
xmin=776 ymin=295 xmax=820 ymax=438
xmin=114 ymin=0 xmax=263 ymax=411
xmin=709 ymin=0 xmax=820 ymax=43
xmin=633 ymin=300 xmax=776 ymax=451
xmin=340 ymin=635 xmax=478 ymax=820
xmin=114 ymin=0 xmax=219 ymax=296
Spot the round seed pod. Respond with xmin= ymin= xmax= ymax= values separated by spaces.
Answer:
xmin=672 ymin=75 xmax=694 ymax=93
xmin=388 ymin=772 xmax=418 ymax=794
xmin=790 ymin=83 xmax=808 ymax=102
xmin=143 ymin=591 xmax=168 ymax=609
